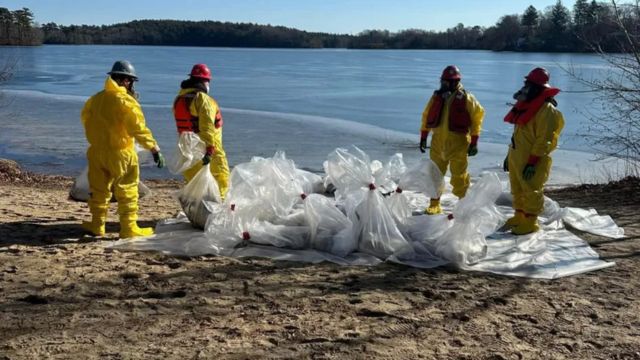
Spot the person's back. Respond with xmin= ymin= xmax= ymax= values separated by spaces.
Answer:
xmin=81 ymin=60 xmax=165 ymax=238
xmin=83 ymin=77 xmax=153 ymax=151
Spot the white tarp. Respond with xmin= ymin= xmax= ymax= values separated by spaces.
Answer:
xmin=109 ymin=148 xmax=621 ymax=279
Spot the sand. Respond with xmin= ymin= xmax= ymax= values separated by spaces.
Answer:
xmin=1 ymin=159 xmax=639 ymax=359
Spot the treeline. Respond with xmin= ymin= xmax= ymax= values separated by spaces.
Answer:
xmin=349 ymin=0 xmax=630 ymax=51
xmin=3 ymin=1 xmax=638 ymax=52
xmin=41 ymin=20 xmax=349 ymax=48
xmin=0 ymin=7 xmax=42 ymax=45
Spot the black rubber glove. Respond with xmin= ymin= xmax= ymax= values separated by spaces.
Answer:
xmin=503 ymin=156 xmax=509 ymax=172
xmin=419 ymin=138 xmax=428 ymax=153
xmin=202 ymin=154 xmax=211 ymax=166
xmin=467 ymin=144 xmax=478 ymax=156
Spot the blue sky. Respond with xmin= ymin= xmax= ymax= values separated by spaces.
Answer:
xmin=5 ymin=0 xmax=572 ymax=34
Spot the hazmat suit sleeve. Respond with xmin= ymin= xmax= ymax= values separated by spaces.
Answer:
xmin=121 ymin=96 xmax=158 ymax=150
xmin=530 ymin=104 xmax=565 ymax=157
xmin=80 ymin=96 xmax=94 ymax=127
xmin=420 ymin=96 xmax=435 ymax=132
xmin=192 ymin=92 xmax=218 ymax=148
xmin=465 ymin=93 xmax=485 ymax=137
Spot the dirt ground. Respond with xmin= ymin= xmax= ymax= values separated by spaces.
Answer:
xmin=1 ymin=159 xmax=639 ymax=360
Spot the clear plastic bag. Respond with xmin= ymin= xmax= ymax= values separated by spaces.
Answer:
xmin=373 ymin=153 xmax=407 ymax=193
xmin=324 ymin=146 xmax=375 ymax=200
xmin=386 ymin=189 xmax=412 ymax=228
xmin=355 ymin=188 xmax=411 ymax=258
xmin=295 ymin=168 xmax=325 ymax=194
xmin=168 ymin=132 xmax=205 ymax=175
xmin=178 ymin=164 xmax=222 ymax=229
xmin=304 ymin=194 xmax=356 ymax=257
xmin=225 ymin=152 xmax=305 ymax=223
xmin=244 ymin=220 xmax=310 ymax=249
xmin=405 ymin=213 xmax=453 ymax=242
xmin=428 ymin=172 xmax=504 ymax=266
xmin=398 ymin=158 xmax=444 ymax=198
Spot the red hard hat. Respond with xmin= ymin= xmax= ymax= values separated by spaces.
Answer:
xmin=525 ymin=67 xmax=550 ymax=87
xmin=190 ymin=63 xmax=212 ymax=80
xmin=441 ymin=65 xmax=462 ymax=80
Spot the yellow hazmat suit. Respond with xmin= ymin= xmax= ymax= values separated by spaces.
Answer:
xmin=175 ymin=89 xmax=230 ymax=198
xmin=81 ymin=77 xmax=160 ymax=237
xmin=507 ymin=102 xmax=564 ymax=232
xmin=420 ymin=84 xmax=485 ymax=200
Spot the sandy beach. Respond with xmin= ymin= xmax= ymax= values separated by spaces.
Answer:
xmin=1 ymin=158 xmax=639 ymax=359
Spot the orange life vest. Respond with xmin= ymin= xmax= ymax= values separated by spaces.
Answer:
xmin=173 ymin=92 xmax=200 ymax=133
xmin=426 ymin=90 xmax=472 ymax=134
xmin=504 ymin=87 xmax=560 ymax=126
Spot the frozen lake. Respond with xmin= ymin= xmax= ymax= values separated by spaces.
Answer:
xmin=0 ymin=45 xmax=623 ymax=184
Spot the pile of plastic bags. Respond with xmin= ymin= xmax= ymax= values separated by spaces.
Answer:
xmin=168 ymin=146 xmax=507 ymax=266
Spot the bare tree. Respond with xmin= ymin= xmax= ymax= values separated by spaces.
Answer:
xmin=572 ymin=0 xmax=640 ymax=177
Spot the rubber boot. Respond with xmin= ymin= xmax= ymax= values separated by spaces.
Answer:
xmin=505 ymin=209 xmax=525 ymax=228
xmin=82 ymin=210 xmax=106 ymax=236
xmin=511 ymin=214 xmax=540 ymax=235
xmin=425 ymin=198 xmax=442 ymax=215
xmin=119 ymin=215 xmax=154 ymax=239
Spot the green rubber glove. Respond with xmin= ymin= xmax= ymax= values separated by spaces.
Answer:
xmin=523 ymin=164 xmax=536 ymax=180
xmin=152 ymin=152 xmax=165 ymax=169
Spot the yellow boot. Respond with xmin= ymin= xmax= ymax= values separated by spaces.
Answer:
xmin=82 ymin=219 xmax=106 ymax=236
xmin=505 ymin=209 xmax=525 ymax=228
xmin=119 ymin=215 xmax=154 ymax=238
xmin=512 ymin=214 xmax=540 ymax=235
xmin=425 ymin=198 xmax=442 ymax=215
xmin=82 ymin=210 xmax=106 ymax=236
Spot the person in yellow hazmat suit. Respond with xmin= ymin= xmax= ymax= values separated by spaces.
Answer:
xmin=173 ymin=63 xmax=230 ymax=199
xmin=419 ymin=65 xmax=485 ymax=214
xmin=503 ymin=67 xmax=564 ymax=235
xmin=81 ymin=60 xmax=165 ymax=238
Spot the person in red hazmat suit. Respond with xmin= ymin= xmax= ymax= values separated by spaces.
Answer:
xmin=419 ymin=65 xmax=485 ymax=214
xmin=172 ymin=63 xmax=230 ymax=199
xmin=503 ymin=67 xmax=565 ymax=235
xmin=81 ymin=60 xmax=165 ymax=238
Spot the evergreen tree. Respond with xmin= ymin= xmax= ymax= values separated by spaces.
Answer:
xmin=574 ymin=0 xmax=591 ymax=30
xmin=550 ymin=0 xmax=571 ymax=33
xmin=521 ymin=5 xmax=540 ymax=28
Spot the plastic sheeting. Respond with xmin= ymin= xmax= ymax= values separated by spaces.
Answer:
xmin=109 ymin=147 xmax=621 ymax=279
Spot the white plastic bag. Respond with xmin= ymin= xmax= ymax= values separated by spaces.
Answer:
xmin=168 ymin=132 xmax=206 ymax=175
xmin=304 ymin=194 xmax=356 ymax=257
xmin=69 ymin=166 xmax=152 ymax=202
xmin=178 ymin=164 xmax=222 ymax=229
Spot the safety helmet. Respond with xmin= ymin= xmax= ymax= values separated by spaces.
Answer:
xmin=189 ymin=63 xmax=212 ymax=81
xmin=441 ymin=65 xmax=462 ymax=80
xmin=525 ymin=67 xmax=550 ymax=87
xmin=108 ymin=60 xmax=138 ymax=80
